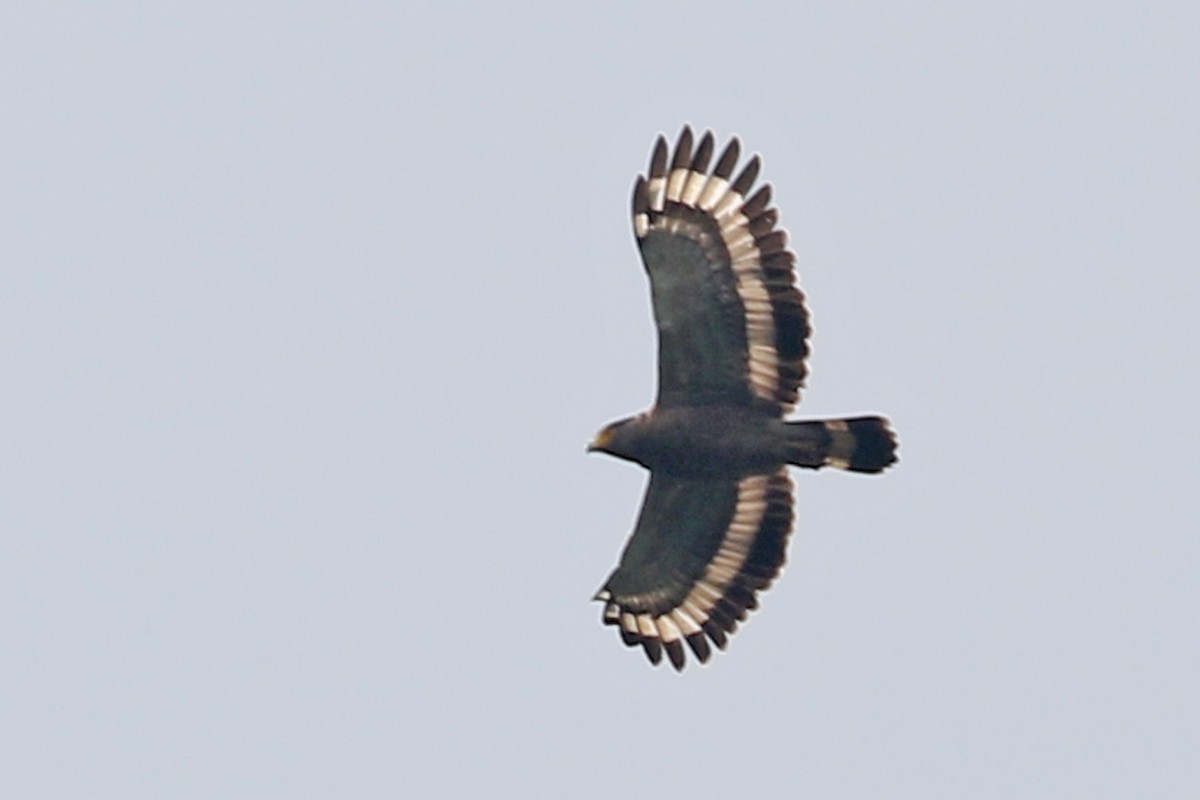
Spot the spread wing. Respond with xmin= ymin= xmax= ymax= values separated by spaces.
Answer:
xmin=594 ymin=469 xmax=794 ymax=670
xmin=632 ymin=127 xmax=810 ymax=413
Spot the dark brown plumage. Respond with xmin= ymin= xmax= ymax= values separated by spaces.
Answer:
xmin=589 ymin=127 xmax=898 ymax=671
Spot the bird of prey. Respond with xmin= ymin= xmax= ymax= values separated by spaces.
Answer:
xmin=588 ymin=127 xmax=898 ymax=671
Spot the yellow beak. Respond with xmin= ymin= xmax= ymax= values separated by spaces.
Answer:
xmin=587 ymin=426 xmax=615 ymax=452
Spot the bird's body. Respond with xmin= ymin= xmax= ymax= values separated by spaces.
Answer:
xmin=593 ymin=406 xmax=887 ymax=478
xmin=589 ymin=127 xmax=898 ymax=670
xmin=593 ymin=406 xmax=786 ymax=477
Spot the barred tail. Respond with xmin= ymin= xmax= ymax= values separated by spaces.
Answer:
xmin=784 ymin=416 xmax=898 ymax=473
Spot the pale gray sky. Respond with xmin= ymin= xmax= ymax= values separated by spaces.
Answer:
xmin=4 ymin=3 xmax=1198 ymax=798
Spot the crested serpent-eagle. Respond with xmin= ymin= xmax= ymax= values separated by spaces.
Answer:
xmin=588 ymin=127 xmax=898 ymax=671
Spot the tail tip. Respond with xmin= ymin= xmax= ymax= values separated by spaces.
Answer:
xmin=837 ymin=416 xmax=898 ymax=473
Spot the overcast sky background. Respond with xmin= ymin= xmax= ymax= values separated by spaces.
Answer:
xmin=4 ymin=3 xmax=1198 ymax=798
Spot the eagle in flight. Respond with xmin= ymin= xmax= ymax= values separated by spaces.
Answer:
xmin=589 ymin=127 xmax=898 ymax=671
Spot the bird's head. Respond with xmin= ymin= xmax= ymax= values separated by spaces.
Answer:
xmin=586 ymin=419 xmax=626 ymax=455
xmin=587 ymin=413 xmax=649 ymax=464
